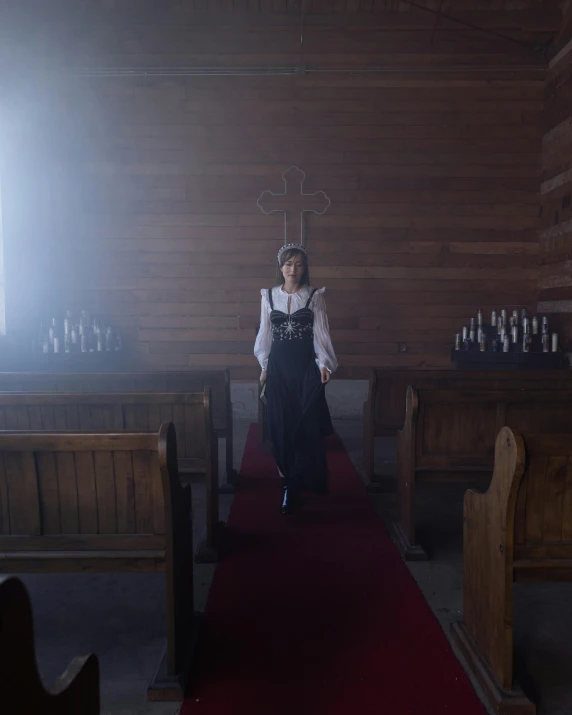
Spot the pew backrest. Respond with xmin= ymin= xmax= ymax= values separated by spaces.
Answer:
xmin=0 ymin=424 xmax=184 ymax=572
xmin=404 ymin=386 xmax=572 ymax=478
xmin=366 ymin=368 xmax=572 ymax=437
xmin=0 ymin=369 xmax=230 ymax=436
xmin=0 ymin=424 xmax=195 ymax=681
xmin=0 ymin=391 xmax=212 ymax=475
xmin=513 ymin=432 xmax=572 ymax=569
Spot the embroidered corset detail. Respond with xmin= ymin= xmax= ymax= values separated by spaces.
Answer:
xmin=270 ymin=308 xmax=314 ymax=342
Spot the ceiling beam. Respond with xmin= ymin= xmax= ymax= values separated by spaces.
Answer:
xmin=553 ymin=0 xmax=572 ymax=47
xmin=430 ymin=0 xmax=445 ymax=46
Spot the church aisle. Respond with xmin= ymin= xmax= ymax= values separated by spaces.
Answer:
xmin=181 ymin=424 xmax=485 ymax=715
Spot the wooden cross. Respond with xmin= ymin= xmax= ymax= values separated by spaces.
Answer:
xmin=257 ymin=166 xmax=331 ymax=247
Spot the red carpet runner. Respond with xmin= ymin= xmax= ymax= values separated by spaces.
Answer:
xmin=181 ymin=425 xmax=485 ymax=715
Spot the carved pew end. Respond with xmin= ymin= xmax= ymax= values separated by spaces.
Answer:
xmin=0 ymin=576 xmax=100 ymax=715
xmin=194 ymin=521 xmax=227 ymax=564
xmin=451 ymin=427 xmax=572 ymax=715
xmin=451 ymin=622 xmax=535 ymax=715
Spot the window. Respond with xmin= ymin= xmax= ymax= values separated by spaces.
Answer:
xmin=0 ymin=179 xmax=6 ymax=335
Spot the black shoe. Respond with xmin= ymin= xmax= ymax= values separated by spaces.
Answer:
xmin=281 ymin=487 xmax=300 ymax=515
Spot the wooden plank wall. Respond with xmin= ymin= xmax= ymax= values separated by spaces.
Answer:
xmin=3 ymin=5 xmax=549 ymax=378
xmin=539 ymin=38 xmax=572 ymax=351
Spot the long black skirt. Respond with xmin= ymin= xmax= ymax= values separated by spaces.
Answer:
xmin=265 ymin=337 xmax=333 ymax=493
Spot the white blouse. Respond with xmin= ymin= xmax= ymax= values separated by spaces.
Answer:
xmin=254 ymin=285 xmax=338 ymax=373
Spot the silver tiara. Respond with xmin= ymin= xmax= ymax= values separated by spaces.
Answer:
xmin=277 ymin=243 xmax=307 ymax=262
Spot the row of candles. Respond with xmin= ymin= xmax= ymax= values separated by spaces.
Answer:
xmin=454 ymin=308 xmax=558 ymax=353
xmin=37 ymin=310 xmax=122 ymax=354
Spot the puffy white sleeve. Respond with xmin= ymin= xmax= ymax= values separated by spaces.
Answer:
xmin=312 ymin=288 xmax=338 ymax=373
xmin=254 ymin=289 xmax=271 ymax=371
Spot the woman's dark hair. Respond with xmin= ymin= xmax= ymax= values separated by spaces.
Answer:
xmin=275 ymin=248 xmax=310 ymax=286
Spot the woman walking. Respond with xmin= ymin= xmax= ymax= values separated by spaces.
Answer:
xmin=254 ymin=243 xmax=338 ymax=514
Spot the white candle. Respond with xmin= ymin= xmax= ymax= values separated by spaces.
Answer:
xmin=552 ymin=333 xmax=558 ymax=352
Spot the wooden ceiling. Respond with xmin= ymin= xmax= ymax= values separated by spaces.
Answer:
xmin=72 ymin=0 xmax=561 ymax=14
xmin=3 ymin=0 xmax=570 ymax=68
xmin=72 ymin=0 xmax=566 ymax=44
xmin=78 ymin=0 xmax=566 ymax=60
xmin=228 ymin=0 xmax=557 ymax=13
xmin=75 ymin=0 xmax=558 ymax=11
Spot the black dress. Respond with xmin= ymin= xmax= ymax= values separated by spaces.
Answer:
xmin=265 ymin=287 xmax=334 ymax=494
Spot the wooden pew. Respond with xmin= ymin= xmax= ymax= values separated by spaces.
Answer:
xmin=363 ymin=369 xmax=572 ymax=490
xmin=395 ymin=386 xmax=572 ymax=560
xmin=0 ymin=424 xmax=198 ymax=701
xmin=452 ymin=427 xmax=572 ymax=715
xmin=0 ymin=391 xmax=223 ymax=563
xmin=0 ymin=575 xmax=100 ymax=715
xmin=0 ymin=369 xmax=236 ymax=491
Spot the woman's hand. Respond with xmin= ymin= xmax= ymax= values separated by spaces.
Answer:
xmin=260 ymin=370 xmax=267 ymax=385
xmin=320 ymin=367 xmax=331 ymax=384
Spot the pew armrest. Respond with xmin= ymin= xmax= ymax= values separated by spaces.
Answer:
xmin=462 ymin=426 xmax=526 ymax=691
xmin=51 ymin=653 xmax=100 ymax=703
xmin=0 ymin=576 xmax=100 ymax=715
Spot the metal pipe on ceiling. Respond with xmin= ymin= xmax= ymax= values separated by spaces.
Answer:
xmin=78 ymin=66 xmax=302 ymax=77
xmin=77 ymin=65 xmax=544 ymax=77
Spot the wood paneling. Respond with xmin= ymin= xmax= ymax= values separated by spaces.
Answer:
xmin=539 ymin=38 xmax=572 ymax=352
xmin=78 ymin=68 xmax=543 ymax=377
xmin=3 ymin=2 xmax=554 ymax=377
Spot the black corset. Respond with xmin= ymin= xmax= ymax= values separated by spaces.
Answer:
xmin=267 ymin=287 xmax=318 ymax=343
xmin=270 ymin=308 xmax=314 ymax=342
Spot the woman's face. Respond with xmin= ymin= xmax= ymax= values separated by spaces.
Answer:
xmin=281 ymin=252 xmax=305 ymax=284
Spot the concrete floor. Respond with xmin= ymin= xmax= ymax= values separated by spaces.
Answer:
xmin=11 ymin=419 xmax=572 ymax=715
